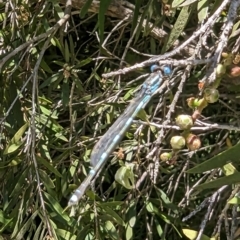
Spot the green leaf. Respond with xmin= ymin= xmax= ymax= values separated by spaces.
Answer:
xmin=182 ymin=228 xmax=210 ymax=240
xmin=136 ymin=108 xmax=149 ymax=121
xmin=53 ymin=2 xmax=64 ymax=18
xmin=69 ymin=35 xmax=75 ymax=63
xmin=0 ymin=210 xmax=13 ymax=233
xmin=4 ymin=123 xmax=28 ymax=155
xmin=131 ymin=0 xmax=142 ymax=38
xmin=99 ymin=205 xmax=125 ymax=226
xmin=155 ymin=189 xmax=179 ymax=214
xmin=228 ymin=196 xmax=240 ymax=205
xmin=115 ymin=165 xmax=135 ymax=189
xmin=77 ymin=224 xmax=92 ymax=239
xmin=51 ymin=37 xmax=64 ymax=56
xmin=36 ymin=155 xmax=62 ymax=177
xmin=75 ymin=57 xmax=92 ymax=68
xmin=150 ymin=37 xmax=157 ymax=54
xmin=0 ymin=12 xmax=6 ymax=22
xmin=0 ymin=157 xmax=22 ymax=169
xmin=154 ymin=218 xmax=163 ymax=237
xmin=3 ymin=143 xmax=22 ymax=155
xmin=36 ymin=114 xmax=63 ymax=133
xmin=103 ymin=221 xmax=119 ymax=240
xmin=173 ymin=0 xmax=197 ymax=8
xmin=126 ymin=224 xmax=133 ymax=240
xmin=195 ymin=172 xmax=240 ymax=190
xmin=33 ymin=222 xmax=43 ymax=240
xmin=80 ymin=0 xmax=94 ymax=18
xmin=135 ymin=1 xmax=150 ymax=42
xmin=53 ymin=61 xmax=66 ymax=67
xmin=145 ymin=201 xmax=174 ymax=225
xmin=187 ymin=143 xmax=240 ymax=173
xmin=64 ymin=40 xmax=70 ymax=63
xmin=222 ymin=163 xmax=237 ymax=176
xmin=125 ymin=201 xmax=137 ymax=228
xmin=55 ymin=229 xmax=77 ymax=240
xmin=39 ymin=72 xmax=63 ymax=89
xmin=72 ymin=76 xmax=84 ymax=92
xmin=9 ymin=168 xmax=29 ymax=198
xmin=38 ymin=96 xmax=53 ymax=105
xmin=162 ymin=5 xmax=191 ymax=52
xmin=62 ymin=81 xmax=69 ymax=106
xmin=172 ymin=0 xmax=185 ymax=8
xmin=98 ymin=0 xmax=112 ymax=43
xmin=197 ymin=0 xmax=209 ymax=22
xmin=40 ymin=59 xmax=53 ymax=73
xmin=13 ymin=210 xmax=38 ymax=240
xmin=123 ymin=88 xmax=136 ymax=101
xmin=43 ymin=192 xmax=71 ymax=224
xmin=39 ymin=169 xmax=55 ymax=189
xmin=230 ymin=21 xmax=240 ymax=38
xmin=55 ymin=132 xmax=68 ymax=142
xmin=39 ymin=105 xmax=52 ymax=116
xmin=146 ymin=201 xmax=162 ymax=217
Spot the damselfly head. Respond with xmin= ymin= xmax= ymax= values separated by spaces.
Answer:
xmin=150 ymin=65 xmax=172 ymax=76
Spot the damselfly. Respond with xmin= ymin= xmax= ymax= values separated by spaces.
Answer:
xmin=68 ymin=65 xmax=171 ymax=206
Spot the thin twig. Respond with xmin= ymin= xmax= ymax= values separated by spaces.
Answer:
xmin=102 ymin=58 xmax=211 ymax=78
xmin=206 ymin=0 xmax=240 ymax=85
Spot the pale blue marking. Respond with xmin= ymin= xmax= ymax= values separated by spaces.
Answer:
xmin=113 ymin=134 xmax=120 ymax=143
xmin=125 ymin=117 xmax=133 ymax=126
xmin=101 ymin=152 xmax=108 ymax=160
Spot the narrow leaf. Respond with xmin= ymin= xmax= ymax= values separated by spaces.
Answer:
xmin=228 ymin=196 xmax=240 ymax=205
xmin=43 ymin=192 xmax=71 ymax=223
xmin=154 ymin=218 xmax=163 ymax=237
xmin=61 ymin=81 xmax=70 ymax=106
xmin=182 ymin=228 xmax=210 ymax=240
xmin=98 ymin=0 xmax=112 ymax=43
xmin=195 ymin=172 xmax=240 ymax=190
xmin=131 ymin=0 xmax=142 ymax=36
xmin=13 ymin=210 xmax=38 ymax=240
xmin=104 ymin=221 xmax=119 ymax=240
xmin=172 ymin=0 xmax=185 ymax=8
xmin=99 ymin=205 xmax=125 ymax=226
xmin=162 ymin=5 xmax=191 ymax=52
xmin=125 ymin=201 xmax=137 ymax=228
xmin=197 ymin=0 xmax=208 ymax=22
xmin=4 ymin=123 xmax=28 ymax=155
xmin=36 ymin=155 xmax=62 ymax=177
xmin=187 ymin=142 xmax=240 ymax=173
xmin=115 ymin=166 xmax=134 ymax=189
xmin=80 ymin=0 xmax=94 ymax=18
xmin=40 ymin=59 xmax=53 ymax=73
xmin=126 ymin=224 xmax=133 ymax=240
xmin=176 ymin=0 xmax=197 ymax=8
xmin=64 ymin=40 xmax=70 ymax=63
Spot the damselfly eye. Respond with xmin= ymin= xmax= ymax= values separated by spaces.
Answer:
xmin=150 ymin=65 xmax=172 ymax=75
xmin=163 ymin=66 xmax=172 ymax=75
xmin=150 ymin=64 xmax=160 ymax=73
